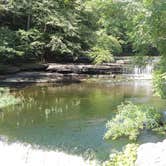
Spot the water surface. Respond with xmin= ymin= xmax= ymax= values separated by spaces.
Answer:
xmin=0 ymin=80 xmax=166 ymax=161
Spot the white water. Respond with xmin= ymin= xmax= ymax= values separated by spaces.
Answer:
xmin=122 ymin=57 xmax=160 ymax=79
xmin=132 ymin=63 xmax=154 ymax=79
xmin=0 ymin=140 xmax=97 ymax=166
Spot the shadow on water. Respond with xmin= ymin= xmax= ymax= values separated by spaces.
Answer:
xmin=0 ymin=80 xmax=166 ymax=161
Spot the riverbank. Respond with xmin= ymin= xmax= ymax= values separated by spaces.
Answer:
xmin=0 ymin=61 xmax=154 ymax=83
xmin=0 ymin=63 xmax=123 ymax=83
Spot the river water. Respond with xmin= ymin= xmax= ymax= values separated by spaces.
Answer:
xmin=0 ymin=80 xmax=166 ymax=165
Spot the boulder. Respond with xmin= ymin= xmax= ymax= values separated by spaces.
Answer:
xmin=135 ymin=139 xmax=166 ymax=166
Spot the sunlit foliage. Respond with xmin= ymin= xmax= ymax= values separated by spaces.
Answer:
xmin=104 ymin=102 xmax=162 ymax=140
xmin=103 ymin=143 xmax=138 ymax=166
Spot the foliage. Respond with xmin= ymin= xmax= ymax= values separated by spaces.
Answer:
xmin=144 ymin=0 xmax=166 ymax=98
xmin=0 ymin=0 xmax=165 ymax=64
xmin=17 ymin=29 xmax=45 ymax=59
xmin=124 ymin=0 xmax=153 ymax=55
xmin=0 ymin=0 xmax=96 ymax=62
xmin=131 ymin=56 xmax=149 ymax=67
xmin=104 ymin=102 xmax=161 ymax=140
xmin=103 ymin=143 xmax=138 ymax=166
xmin=89 ymin=47 xmax=113 ymax=64
xmin=95 ymin=32 xmax=122 ymax=54
xmin=153 ymin=123 xmax=166 ymax=135
xmin=153 ymin=71 xmax=166 ymax=98
xmin=144 ymin=0 xmax=166 ymax=56
xmin=0 ymin=27 xmax=23 ymax=61
xmin=0 ymin=88 xmax=21 ymax=109
xmin=88 ymin=30 xmax=121 ymax=63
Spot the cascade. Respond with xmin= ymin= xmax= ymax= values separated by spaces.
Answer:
xmin=122 ymin=56 xmax=160 ymax=79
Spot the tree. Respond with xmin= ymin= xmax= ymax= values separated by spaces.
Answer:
xmin=143 ymin=0 xmax=166 ymax=98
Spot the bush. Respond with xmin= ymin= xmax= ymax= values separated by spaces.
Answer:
xmin=104 ymin=102 xmax=161 ymax=140
xmin=103 ymin=144 xmax=138 ymax=166
xmin=96 ymin=32 xmax=122 ymax=54
xmin=153 ymin=56 xmax=166 ymax=99
xmin=0 ymin=27 xmax=23 ymax=60
xmin=88 ymin=32 xmax=121 ymax=64
xmin=153 ymin=72 xmax=166 ymax=99
xmin=88 ymin=47 xmax=114 ymax=64
xmin=17 ymin=29 xmax=45 ymax=59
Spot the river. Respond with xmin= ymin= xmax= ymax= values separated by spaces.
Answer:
xmin=0 ymin=80 xmax=166 ymax=165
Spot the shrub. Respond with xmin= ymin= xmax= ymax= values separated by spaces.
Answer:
xmin=0 ymin=27 xmax=23 ymax=61
xmin=103 ymin=143 xmax=138 ymax=166
xmin=88 ymin=31 xmax=121 ymax=64
xmin=153 ymin=55 xmax=166 ymax=99
xmin=17 ymin=29 xmax=45 ymax=59
xmin=88 ymin=47 xmax=114 ymax=64
xmin=153 ymin=72 xmax=166 ymax=99
xmin=104 ymin=102 xmax=161 ymax=140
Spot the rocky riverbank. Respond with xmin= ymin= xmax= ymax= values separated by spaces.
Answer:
xmin=135 ymin=139 xmax=166 ymax=166
xmin=0 ymin=63 xmax=123 ymax=83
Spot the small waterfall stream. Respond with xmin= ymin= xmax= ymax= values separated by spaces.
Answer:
xmin=132 ymin=63 xmax=154 ymax=79
xmin=122 ymin=57 xmax=160 ymax=79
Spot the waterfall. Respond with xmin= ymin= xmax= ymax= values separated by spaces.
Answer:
xmin=122 ymin=56 xmax=160 ymax=79
xmin=0 ymin=140 xmax=97 ymax=166
xmin=133 ymin=63 xmax=153 ymax=78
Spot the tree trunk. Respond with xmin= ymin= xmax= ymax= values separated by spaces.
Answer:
xmin=27 ymin=14 xmax=31 ymax=30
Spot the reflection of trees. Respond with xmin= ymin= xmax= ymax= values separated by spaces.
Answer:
xmin=0 ymin=82 xmax=154 ymax=130
xmin=0 ymin=88 xmax=21 ymax=109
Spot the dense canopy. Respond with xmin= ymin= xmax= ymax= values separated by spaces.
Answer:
xmin=0 ymin=0 xmax=165 ymax=96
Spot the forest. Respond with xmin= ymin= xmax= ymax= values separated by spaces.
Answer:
xmin=0 ymin=0 xmax=166 ymax=166
xmin=0 ymin=0 xmax=165 ymax=96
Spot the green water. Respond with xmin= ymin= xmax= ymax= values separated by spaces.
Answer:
xmin=0 ymin=80 xmax=166 ymax=160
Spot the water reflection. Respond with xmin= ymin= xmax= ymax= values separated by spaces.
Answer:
xmin=0 ymin=81 xmax=166 ymax=160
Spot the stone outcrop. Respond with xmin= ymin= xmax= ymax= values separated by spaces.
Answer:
xmin=135 ymin=139 xmax=166 ymax=166
xmin=47 ymin=63 xmax=123 ymax=74
xmin=0 ymin=63 xmax=124 ymax=83
xmin=0 ymin=63 xmax=123 ymax=75
xmin=0 ymin=64 xmax=48 ymax=75
xmin=0 ymin=72 xmax=83 ymax=83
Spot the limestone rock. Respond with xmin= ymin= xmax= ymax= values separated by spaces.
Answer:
xmin=135 ymin=139 xmax=166 ymax=166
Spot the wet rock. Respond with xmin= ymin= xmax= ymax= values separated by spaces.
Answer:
xmin=47 ymin=64 xmax=123 ymax=75
xmin=0 ymin=65 xmax=20 ymax=74
xmin=20 ymin=63 xmax=48 ymax=71
xmin=1 ymin=72 xmax=82 ymax=83
xmin=0 ymin=63 xmax=124 ymax=83
xmin=135 ymin=139 xmax=166 ymax=166
xmin=47 ymin=64 xmax=79 ymax=73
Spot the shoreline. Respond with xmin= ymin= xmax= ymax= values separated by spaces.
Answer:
xmin=0 ymin=63 xmax=152 ymax=84
xmin=0 ymin=63 xmax=121 ymax=85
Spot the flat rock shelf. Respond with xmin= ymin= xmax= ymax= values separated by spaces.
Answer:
xmin=0 ymin=63 xmax=123 ymax=83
